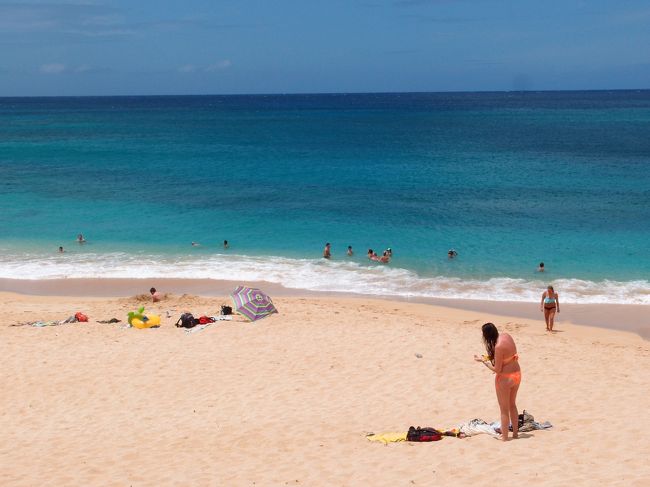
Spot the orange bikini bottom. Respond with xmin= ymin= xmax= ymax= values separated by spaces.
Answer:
xmin=496 ymin=371 xmax=522 ymax=386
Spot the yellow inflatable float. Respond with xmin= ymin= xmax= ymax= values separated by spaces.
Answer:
xmin=127 ymin=307 xmax=161 ymax=329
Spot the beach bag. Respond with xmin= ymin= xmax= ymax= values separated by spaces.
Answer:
xmin=407 ymin=426 xmax=442 ymax=442
xmin=221 ymin=305 xmax=232 ymax=316
xmin=518 ymin=410 xmax=536 ymax=432
xmin=198 ymin=315 xmax=216 ymax=325
xmin=175 ymin=313 xmax=198 ymax=328
xmin=74 ymin=312 xmax=89 ymax=322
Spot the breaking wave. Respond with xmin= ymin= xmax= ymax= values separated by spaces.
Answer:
xmin=1 ymin=252 xmax=649 ymax=305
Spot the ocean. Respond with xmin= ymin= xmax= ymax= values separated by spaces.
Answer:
xmin=1 ymin=91 xmax=649 ymax=303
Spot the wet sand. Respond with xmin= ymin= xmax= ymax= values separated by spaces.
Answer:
xmin=2 ymin=278 xmax=648 ymax=338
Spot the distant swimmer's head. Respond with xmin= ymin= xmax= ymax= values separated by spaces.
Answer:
xmin=368 ymin=249 xmax=373 ymax=254
xmin=325 ymin=243 xmax=330 ymax=247
xmin=348 ymin=246 xmax=352 ymax=250
xmin=58 ymin=246 xmax=64 ymax=253
xmin=150 ymin=287 xmax=157 ymax=295
xmin=539 ymin=262 xmax=544 ymax=267
xmin=481 ymin=322 xmax=499 ymax=362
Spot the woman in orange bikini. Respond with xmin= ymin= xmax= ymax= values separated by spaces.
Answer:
xmin=540 ymin=285 xmax=560 ymax=331
xmin=474 ymin=323 xmax=521 ymax=441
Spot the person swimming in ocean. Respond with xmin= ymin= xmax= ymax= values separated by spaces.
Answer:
xmin=385 ymin=248 xmax=392 ymax=257
xmin=191 ymin=242 xmax=201 ymax=247
xmin=58 ymin=246 xmax=65 ymax=253
xmin=537 ymin=262 xmax=545 ymax=272
xmin=367 ymin=249 xmax=379 ymax=261
xmin=77 ymin=234 xmax=86 ymax=244
xmin=323 ymin=243 xmax=331 ymax=259
xmin=223 ymin=240 xmax=229 ymax=249
xmin=448 ymin=249 xmax=458 ymax=258
xmin=347 ymin=245 xmax=353 ymax=256
xmin=379 ymin=250 xmax=391 ymax=263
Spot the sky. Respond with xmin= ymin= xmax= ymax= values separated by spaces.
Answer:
xmin=0 ymin=0 xmax=649 ymax=96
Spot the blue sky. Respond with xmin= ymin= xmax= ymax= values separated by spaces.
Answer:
xmin=0 ymin=0 xmax=648 ymax=96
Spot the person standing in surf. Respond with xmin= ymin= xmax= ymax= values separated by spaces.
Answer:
xmin=323 ymin=243 xmax=331 ymax=259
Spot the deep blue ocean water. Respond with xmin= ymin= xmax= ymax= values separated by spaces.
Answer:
xmin=1 ymin=91 xmax=649 ymax=303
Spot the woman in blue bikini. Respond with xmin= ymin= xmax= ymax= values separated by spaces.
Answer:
xmin=540 ymin=285 xmax=560 ymax=331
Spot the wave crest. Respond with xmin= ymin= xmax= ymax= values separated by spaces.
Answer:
xmin=0 ymin=252 xmax=648 ymax=304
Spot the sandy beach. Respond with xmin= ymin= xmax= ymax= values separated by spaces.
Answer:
xmin=2 ymin=287 xmax=649 ymax=486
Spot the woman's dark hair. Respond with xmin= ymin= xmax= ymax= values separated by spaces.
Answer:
xmin=150 ymin=287 xmax=156 ymax=294
xmin=482 ymin=322 xmax=499 ymax=364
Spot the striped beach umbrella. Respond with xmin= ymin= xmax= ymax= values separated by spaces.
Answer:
xmin=231 ymin=286 xmax=278 ymax=322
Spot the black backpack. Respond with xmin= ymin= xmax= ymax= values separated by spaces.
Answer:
xmin=175 ymin=312 xmax=198 ymax=328
xmin=406 ymin=426 xmax=442 ymax=442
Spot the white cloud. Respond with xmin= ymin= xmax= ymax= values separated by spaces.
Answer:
xmin=178 ymin=64 xmax=196 ymax=73
xmin=73 ymin=64 xmax=111 ymax=74
xmin=40 ymin=63 xmax=65 ymax=74
xmin=205 ymin=59 xmax=232 ymax=72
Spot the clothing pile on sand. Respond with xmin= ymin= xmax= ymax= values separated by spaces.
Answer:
xmin=183 ymin=316 xmax=233 ymax=334
xmin=367 ymin=410 xmax=552 ymax=444
xmin=12 ymin=312 xmax=98 ymax=327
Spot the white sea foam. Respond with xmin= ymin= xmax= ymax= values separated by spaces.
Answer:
xmin=1 ymin=252 xmax=649 ymax=305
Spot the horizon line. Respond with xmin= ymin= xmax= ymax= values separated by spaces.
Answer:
xmin=1 ymin=87 xmax=649 ymax=99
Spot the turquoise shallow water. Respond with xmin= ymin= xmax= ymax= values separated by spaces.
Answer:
xmin=0 ymin=91 xmax=649 ymax=303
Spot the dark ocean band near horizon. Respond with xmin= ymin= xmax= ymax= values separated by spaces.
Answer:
xmin=1 ymin=90 xmax=649 ymax=304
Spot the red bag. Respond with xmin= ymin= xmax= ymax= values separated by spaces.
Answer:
xmin=198 ymin=316 xmax=215 ymax=324
xmin=75 ymin=312 xmax=89 ymax=322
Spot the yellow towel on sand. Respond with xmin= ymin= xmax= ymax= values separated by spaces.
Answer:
xmin=366 ymin=432 xmax=408 ymax=444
